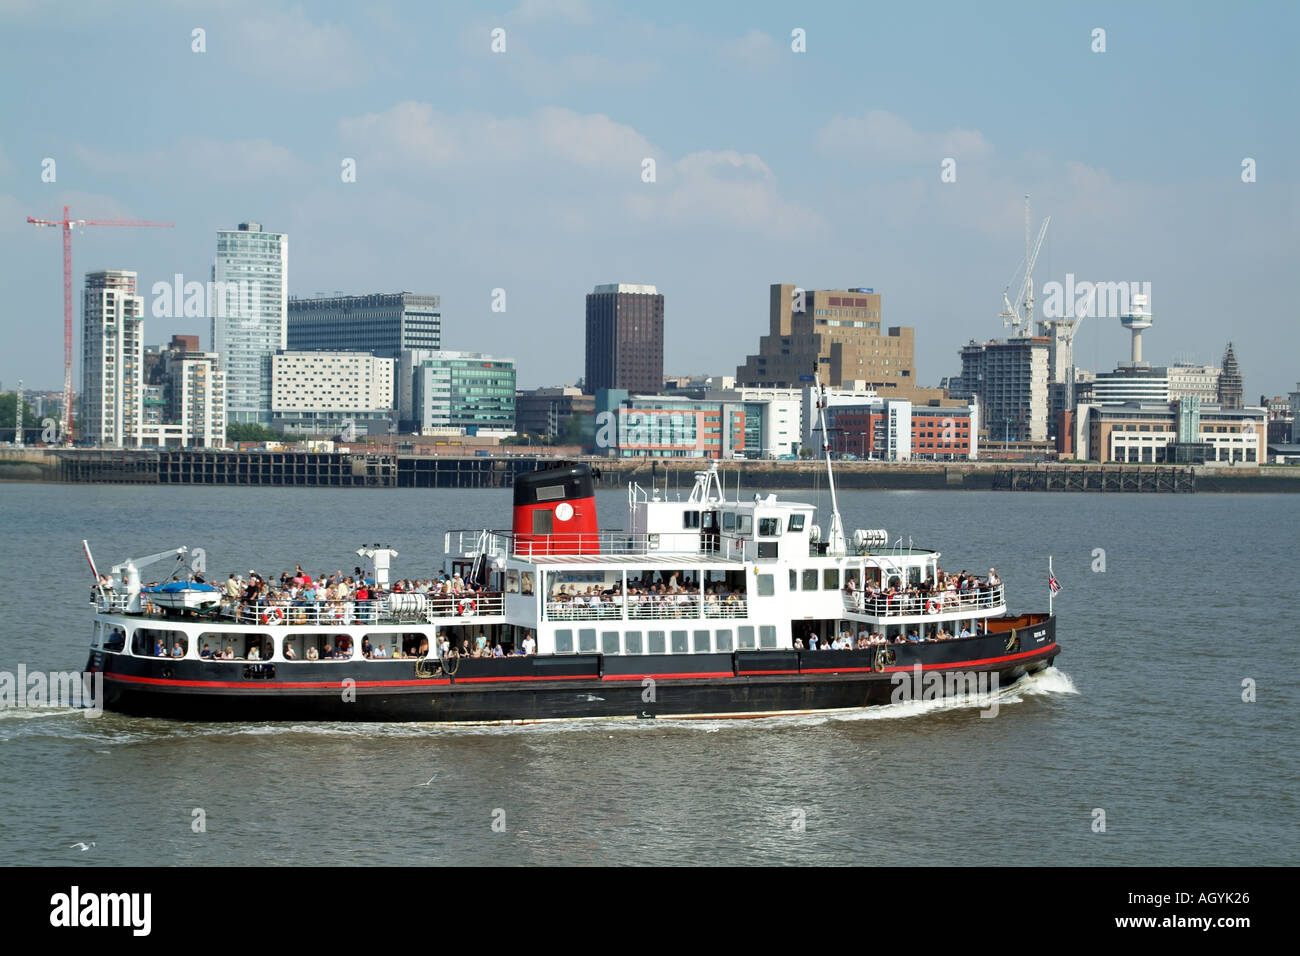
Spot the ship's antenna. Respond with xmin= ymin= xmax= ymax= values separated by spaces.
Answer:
xmin=814 ymin=366 xmax=847 ymax=556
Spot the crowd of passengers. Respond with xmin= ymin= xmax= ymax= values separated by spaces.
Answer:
xmin=796 ymin=622 xmax=991 ymax=650
xmin=220 ymin=565 xmax=494 ymax=623
xmin=845 ymin=567 xmax=1002 ymax=612
xmin=549 ymin=574 xmax=747 ymax=612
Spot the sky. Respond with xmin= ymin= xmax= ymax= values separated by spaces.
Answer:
xmin=1 ymin=0 xmax=1297 ymax=395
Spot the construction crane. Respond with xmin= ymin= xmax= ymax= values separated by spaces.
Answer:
xmin=1000 ymin=196 xmax=1050 ymax=336
xmin=26 ymin=205 xmax=173 ymax=444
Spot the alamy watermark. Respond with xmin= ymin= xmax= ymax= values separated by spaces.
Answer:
xmin=151 ymin=274 xmax=260 ymax=322
xmin=890 ymin=664 xmax=1000 ymax=718
xmin=1040 ymin=274 xmax=1151 ymax=319
xmin=0 ymin=666 xmax=103 ymax=717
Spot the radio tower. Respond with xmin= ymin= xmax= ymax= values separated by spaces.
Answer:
xmin=26 ymin=206 xmax=173 ymax=444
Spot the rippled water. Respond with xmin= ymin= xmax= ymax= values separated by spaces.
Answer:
xmin=0 ymin=483 xmax=1295 ymax=865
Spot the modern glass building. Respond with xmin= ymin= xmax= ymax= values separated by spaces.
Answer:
xmin=410 ymin=351 xmax=516 ymax=433
xmin=211 ymin=222 xmax=288 ymax=427
xmin=287 ymin=292 xmax=441 ymax=358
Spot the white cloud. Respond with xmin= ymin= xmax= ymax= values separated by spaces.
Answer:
xmin=722 ymin=28 xmax=779 ymax=65
xmin=232 ymin=5 xmax=360 ymax=91
xmin=817 ymin=110 xmax=994 ymax=164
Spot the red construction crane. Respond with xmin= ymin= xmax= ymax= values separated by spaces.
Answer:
xmin=26 ymin=205 xmax=173 ymax=444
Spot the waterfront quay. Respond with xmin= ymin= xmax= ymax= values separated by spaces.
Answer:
xmin=2 ymin=448 xmax=1298 ymax=492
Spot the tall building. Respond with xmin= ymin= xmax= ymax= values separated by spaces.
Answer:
xmin=584 ymin=284 xmax=664 ymax=394
xmin=736 ymin=284 xmax=938 ymax=402
xmin=409 ymin=351 xmax=516 ymax=434
xmin=212 ymin=222 xmax=288 ymax=427
xmin=287 ymin=292 xmax=441 ymax=357
xmin=271 ymin=351 xmax=395 ymax=436
xmin=952 ymin=337 xmax=1049 ymax=442
xmin=140 ymin=335 xmax=226 ymax=448
xmin=81 ymin=270 xmax=144 ymax=447
xmin=1166 ymin=363 xmax=1221 ymax=403
xmin=1084 ymin=401 xmax=1264 ymax=464
xmin=1217 ymin=343 xmax=1243 ymax=409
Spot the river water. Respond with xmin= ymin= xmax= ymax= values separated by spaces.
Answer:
xmin=0 ymin=482 xmax=1295 ymax=865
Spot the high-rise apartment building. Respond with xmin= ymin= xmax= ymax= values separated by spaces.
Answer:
xmin=953 ymin=337 xmax=1050 ymax=442
xmin=81 ymin=270 xmax=145 ymax=447
xmin=584 ymin=284 xmax=664 ymax=394
xmin=287 ymin=292 xmax=441 ymax=357
xmin=736 ymin=284 xmax=926 ymax=396
xmin=140 ymin=335 xmax=226 ymax=448
xmin=211 ymin=222 xmax=288 ymax=427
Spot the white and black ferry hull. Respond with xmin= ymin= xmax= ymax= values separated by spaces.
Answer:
xmin=86 ymin=616 xmax=1059 ymax=723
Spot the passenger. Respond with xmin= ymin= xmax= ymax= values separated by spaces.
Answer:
xmin=222 ymin=645 xmax=235 ymax=660
xmin=153 ymin=638 xmax=167 ymax=656
xmin=493 ymin=644 xmax=504 ymax=658
xmin=171 ymin=641 xmax=185 ymax=658
xmin=323 ymin=643 xmax=334 ymax=659
xmin=200 ymin=643 xmax=214 ymax=659
xmin=284 ymin=644 xmax=297 ymax=660
xmin=306 ymin=645 xmax=319 ymax=661
xmin=248 ymin=645 xmax=261 ymax=661
xmin=361 ymin=637 xmax=373 ymax=659
xmin=959 ymin=626 xmax=971 ymax=638
xmin=794 ymin=637 xmax=805 ymax=649
xmin=522 ymin=632 xmax=536 ymax=655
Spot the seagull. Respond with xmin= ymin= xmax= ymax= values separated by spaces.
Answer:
xmin=70 ymin=842 xmax=96 ymax=851
xmin=418 ymin=773 xmax=437 ymax=787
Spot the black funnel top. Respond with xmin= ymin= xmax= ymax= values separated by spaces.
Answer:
xmin=513 ymin=463 xmax=596 ymax=507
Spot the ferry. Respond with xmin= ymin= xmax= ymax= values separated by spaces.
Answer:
xmin=83 ymin=399 xmax=1060 ymax=723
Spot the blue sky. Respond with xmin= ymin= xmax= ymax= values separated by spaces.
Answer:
xmin=1 ymin=0 xmax=1296 ymax=394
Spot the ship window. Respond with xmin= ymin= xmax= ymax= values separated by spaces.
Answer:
xmin=716 ymin=629 xmax=733 ymax=651
xmin=521 ymin=572 xmax=534 ymax=595
xmin=802 ymin=569 xmax=818 ymax=590
xmin=756 ymin=574 xmax=774 ymax=596
xmin=506 ymin=570 xmax=519 ymax=593
xmin=760 ymin=626 xmax=777 ymax=648
xmin=648 ymin=630 xmax=666 ymax=654
xmin=824 ymin=569 xmax=840 ymax=590
xmin=758 ymin=517 xmax=782 ymax=536
xmin=134 ymin=627 xmax=188 ymax=657
xmin=722 ymin=512 xmax=736 ymax=531
xmin=671 ymin=630 xmax=689 ymax=653
xmin=105 ymin=625 xmax=126 ymax=651
xmin=535 ymin=484 xmax=566 ymax=502
xmin=757 ymin=542 xmax=779 ymax=559
xmin=602 ymin=631 xmax=620 ymax=655
xmin=737 ymin=515 xmax=752 ymax=534
xmin=625 ymin=631 xmax=643 ymax=654
xmin=789 ymin=570 xmax=797 ymax=590
xmin=789 ymin=514 xmax=806 ymax=532
xmin=693 ymin=630 xmax=711 ymax=652
xmin=683 ymin=510 xmax=701 ymax=529
xmin=532 ymin=511 xmax=554 ymax=535
xmin=738 ymin=626 xmax=756 ymax=649
xmin=578 ymin=629 xmax=597 ymax=653
xmin=555 ymin=629 xmax=573 ymax=653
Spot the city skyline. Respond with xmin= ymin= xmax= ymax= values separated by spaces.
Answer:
xmin=1 ymin=1 xmax=1296 ymax=396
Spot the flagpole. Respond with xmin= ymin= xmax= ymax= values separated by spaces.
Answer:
xmin=1049 ymin=554 xmax=1054 ymax=616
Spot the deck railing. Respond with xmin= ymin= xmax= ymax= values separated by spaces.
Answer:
xmin=544 ymin=597 xmax=748 ymax=622
xmin=843 ymin=585 xmax=1004 ymax=618
xmin=94 ymin=592 xmax=505 ymax=624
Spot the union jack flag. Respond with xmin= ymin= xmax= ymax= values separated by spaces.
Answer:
xmin=1049 ymin=574 xmax=1062 ymax=594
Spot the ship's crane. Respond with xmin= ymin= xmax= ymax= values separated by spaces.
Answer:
xmin=26 ymin=206 xmax=173 ymax=444
xmin=1000 ymin=196 xmax=1050 ymax=337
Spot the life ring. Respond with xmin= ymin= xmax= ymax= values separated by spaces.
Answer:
xmin=926 ymin=599 xmax=939 ymax=615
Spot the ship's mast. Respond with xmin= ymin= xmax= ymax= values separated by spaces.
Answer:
xmin=814 ymin=371 xmax=847 ymax=556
